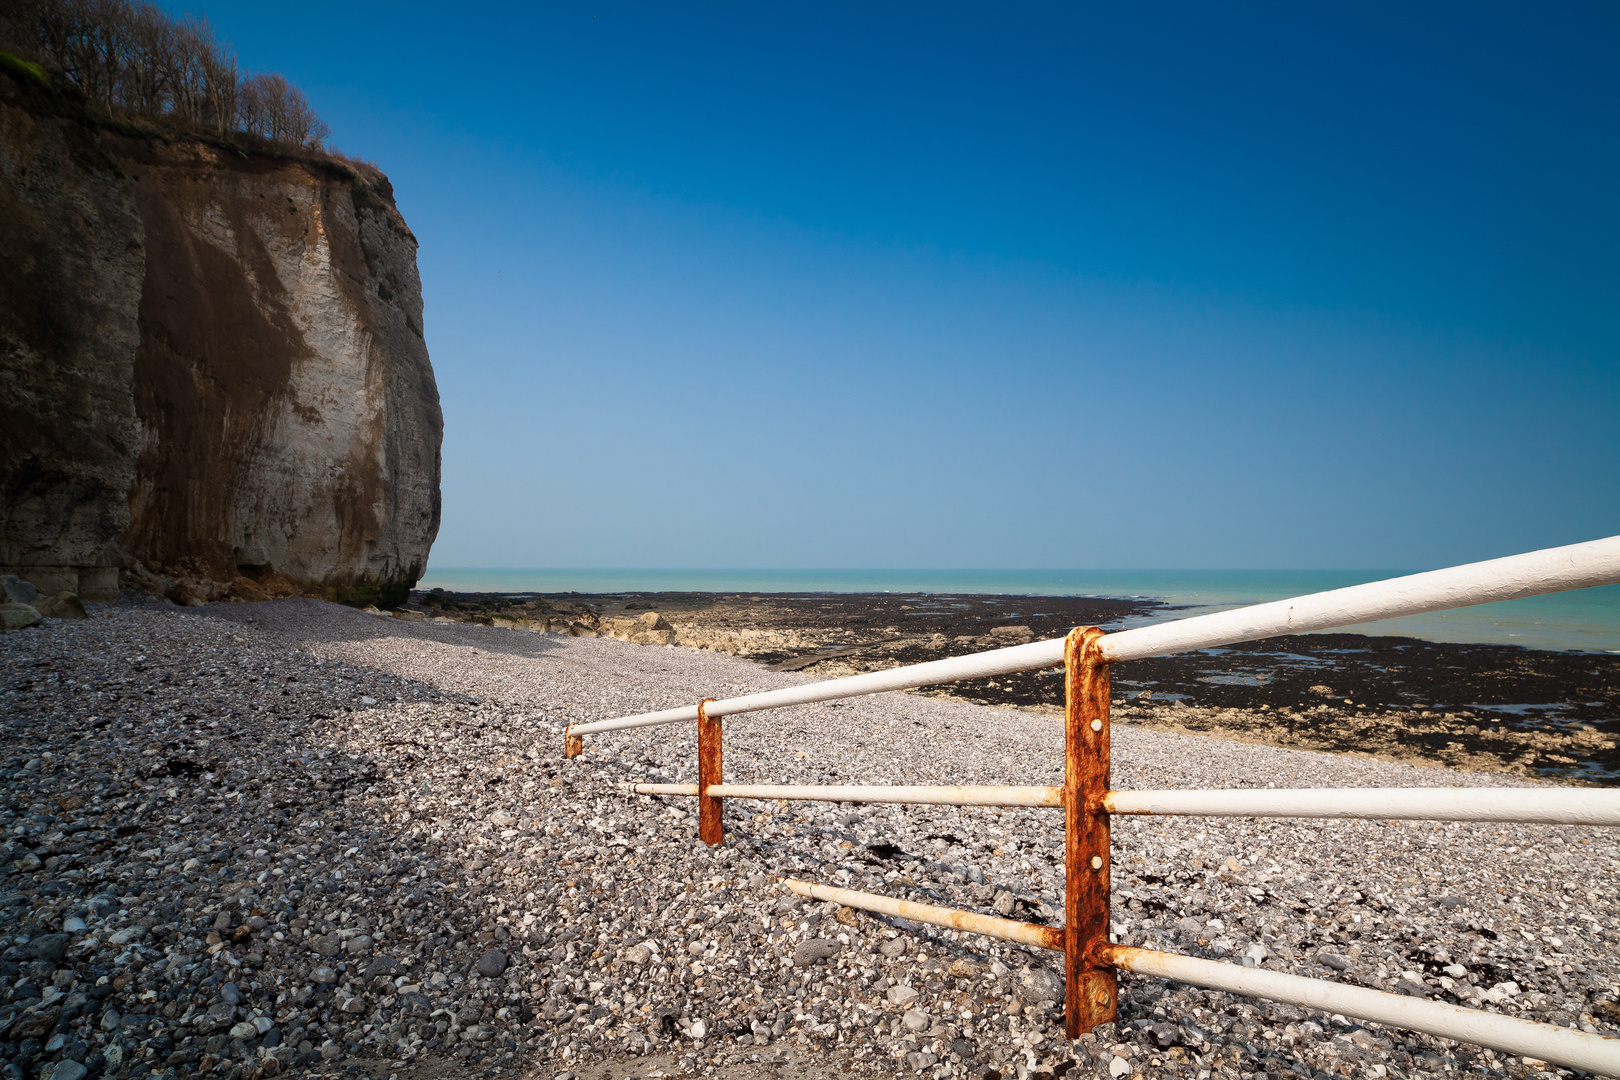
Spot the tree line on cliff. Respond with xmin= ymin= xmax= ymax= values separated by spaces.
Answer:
xmin=1 ymin=0 xmax=329 ymax=150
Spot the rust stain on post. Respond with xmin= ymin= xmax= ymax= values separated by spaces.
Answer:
xmin=564 ymin=727 xmax=583 ymax=759
xmin=697 ymin=698 xmax=723 ymax=846
xmin=1065 ymin=626 xmax=1116 ymax=1038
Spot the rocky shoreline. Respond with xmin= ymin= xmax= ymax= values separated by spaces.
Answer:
xmin=407 ymin=589 xmax=1620 ymax=785
xmin=1 ymin=598 xmax=1617 ymax=1080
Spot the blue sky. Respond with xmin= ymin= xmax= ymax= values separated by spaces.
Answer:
xmin=200 ymin=2 xmax=1617 ymax=569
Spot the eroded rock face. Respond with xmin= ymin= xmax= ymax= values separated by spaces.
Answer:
xmin=0 ymin=74 xmax=143 ymax=602
xmin=0 ymin=69 xmax=441 ymax=605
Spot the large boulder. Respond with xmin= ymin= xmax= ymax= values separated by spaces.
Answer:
xmin=0 ymin=602 xmax=41 ymax=630
xmin=603 ymin=610 xmax=675 ymax=645
xmin=33 ymin=592 xmax=87 ymax=619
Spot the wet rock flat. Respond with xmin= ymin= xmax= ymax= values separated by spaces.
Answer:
xmin=412 ymin=590 xmax=1620 ymax=784
xmin=1 ymin=598 xmax=1617 ymax=1080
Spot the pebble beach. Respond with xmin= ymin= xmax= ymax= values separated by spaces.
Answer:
xmin=2 ymin=598 xmax=1617 ymax=1080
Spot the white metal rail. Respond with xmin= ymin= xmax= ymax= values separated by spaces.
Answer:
xmin=627 ymin=782 xmax=1620 ymax=823
xmin=577 ymin=536 xmax=1620 ymax=1075
xmin=570 ymin=533 xmax=1620 ymax=735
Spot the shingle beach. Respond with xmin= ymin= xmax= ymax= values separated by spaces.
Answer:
xmin=2 ymin=599 xmax=1616 ymax=1080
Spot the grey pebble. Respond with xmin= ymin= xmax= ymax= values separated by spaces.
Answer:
xmin=475 ymin=947 xmax=509 ymax=977
xmin=792 ymin=937 xmax=840 ymax=966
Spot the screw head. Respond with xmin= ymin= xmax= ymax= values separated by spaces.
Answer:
xmin=1091 ymin=855 xmax=1103 ymax=870
xmin=1090 ymin=719 xmax=1102 ymax=732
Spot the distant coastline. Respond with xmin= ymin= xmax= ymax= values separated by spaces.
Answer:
xmin=416 ymin=567 xmax=1620 ymax=653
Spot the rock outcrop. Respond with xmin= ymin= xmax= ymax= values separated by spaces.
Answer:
xmin=0 ymin=63 xmax=441 ymax=605
xmin=599 ymin=611 xmax=675 ymax=646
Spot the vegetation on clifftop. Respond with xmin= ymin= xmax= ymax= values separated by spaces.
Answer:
xmin=1 ymin=0 xmax=335 ymax=152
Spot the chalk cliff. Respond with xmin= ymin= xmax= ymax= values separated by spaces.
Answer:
xmin=0 ymin=63 xmax=441 ymax=605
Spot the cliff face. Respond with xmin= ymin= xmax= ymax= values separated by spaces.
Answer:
xmin=0 ymin=67 xmax=441 ymax=604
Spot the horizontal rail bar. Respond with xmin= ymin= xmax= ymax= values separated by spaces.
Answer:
xmin=628 ymin=782 xmax=1063 ymax=806
xmin=633 ymin=783 xmax=1620 ymax=823
xmin=1104 ymin=787 xmax=1620 ymax=825
xmin=572 ymin=534 xmax=1620 ymax=734
xmin=628 ymin=783 xmax=699 ymax=796
xmin=1108 ymin=945 xmax=1620 ymax=1076
xmin=782 ymin=879 xmax=1063 ymax=951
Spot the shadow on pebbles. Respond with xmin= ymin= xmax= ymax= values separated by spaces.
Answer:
xmin=0 ymin=598 xmax=1616 ymax=1080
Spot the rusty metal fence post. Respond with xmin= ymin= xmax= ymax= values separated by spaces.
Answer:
xmin=698 ymin=698 xmax=723 ymax=846
xmin=1065 ymin=626 xmax=1116 ymax=1038
xmin=564 ymin=728 xmax=583 ymax=758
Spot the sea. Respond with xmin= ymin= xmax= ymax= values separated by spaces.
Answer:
xmin=414 ymin=568 xmax=1620 ymax=654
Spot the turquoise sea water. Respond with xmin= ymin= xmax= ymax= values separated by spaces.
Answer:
xmin=416 ymin=567 xmax=1620 ymax=654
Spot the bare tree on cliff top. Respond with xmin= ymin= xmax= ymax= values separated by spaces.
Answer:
xmin=240 ymin=72 xmax=329 ymax=149
xmin=7 ymin=0 xmax=327 ymax=149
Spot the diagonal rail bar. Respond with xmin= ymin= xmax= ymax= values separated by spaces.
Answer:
xmin=1108 ymin=946 xmax=1620 ymax=1077
xmin=782 ymin=879 xmax=1063 ymax=951
xmin=568 ymin=534 xmax=1620 ymax=737
xmin=778 ymin=880 xmax=1620 ymax=1075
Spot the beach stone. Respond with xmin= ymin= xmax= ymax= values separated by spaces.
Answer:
xmin=14 ymin=1006 xmax=61 ymax=1040
xmin=0 ymin=602 xmax=41 ymax=630
xmin=0 ymin=574 xmax=38 ymax=604
xmin=792 ymin=938 xmax=839 ymax=967
xmin=1316 ymin=951 xmax=1351 ymax=971
xmin=474 ymin=948 xmax=508 ymax=977
xmin=33 ymin=933 xmax=69 ymax=961
xmin=311 ymin=965 xmax=337 ymax=985
xmin=901 ymin=1009 xmax=929 ymax=1032
xmin=346 ymin=933 xmax=374 ymax=955
xmin=886 ymin=984 xmax=919 ymax=1007
xmin=991 ymin=890 xmax=1014 ymax=916
xmin=34 ymin=593 xmax=87 ymax=620
xmin=361 ymin=955 xmax=399 ymax=978
xmin=48 ymin=1062 xmax=88 ymax=1080
xmin=879 ymin=937 xmax=907 ymax=958
xmin=199 ymin=1003 xmax=235 ymax=1032
xmin=625 ymin=944 xmax=651 ymax=965
xmin=1018 ymin=966 xmax=1063 ymax=1003
xmin=219 ymin=982 xmax=242 ymax=1005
